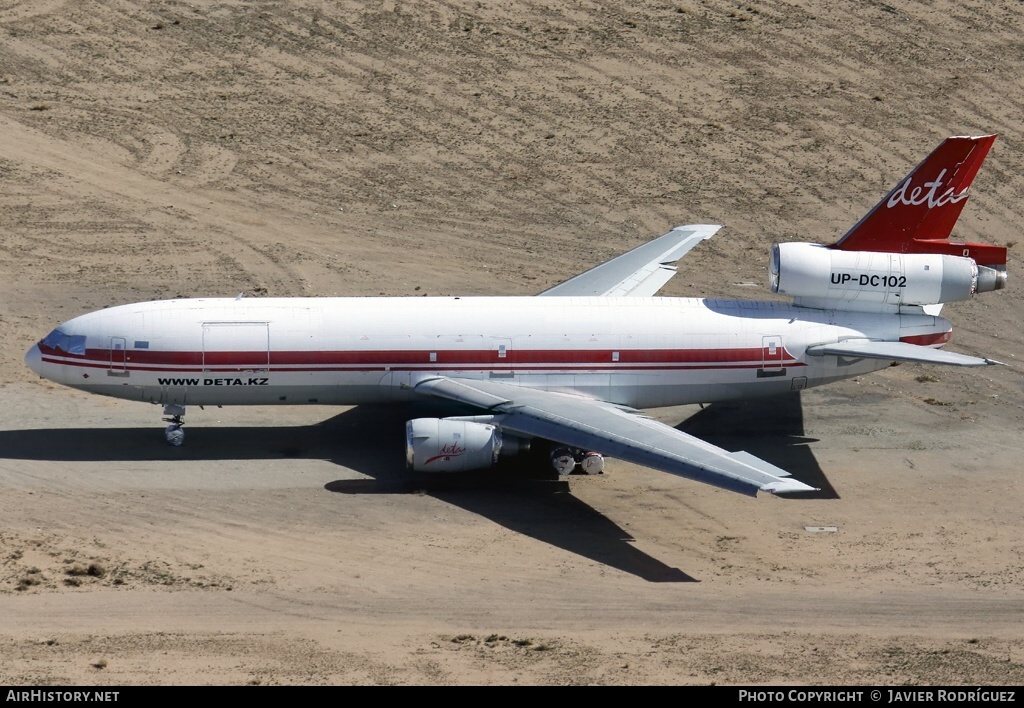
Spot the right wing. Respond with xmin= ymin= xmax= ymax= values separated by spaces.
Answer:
xmin=538 ymin=224 xmax=721 ymax=297
xmin=413 ymin=376 xmax=817 ymax=497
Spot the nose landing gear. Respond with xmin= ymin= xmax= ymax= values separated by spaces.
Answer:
xmin=162 ymin=404 xmax=186 ymax=446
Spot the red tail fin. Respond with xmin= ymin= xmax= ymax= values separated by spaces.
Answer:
xmin=833 ymin=135 xmax=1004 ymax=268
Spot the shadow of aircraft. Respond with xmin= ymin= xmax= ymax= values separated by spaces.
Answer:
xmin=0 ymin=405 xmax=693 ymax=582
xmin=322 ymin=405 xmax=695 ymax=582
xmin=677 ymin=391 xmax=838 ymax=499
xmin=0 ymin=392 xmax=830 ymax=579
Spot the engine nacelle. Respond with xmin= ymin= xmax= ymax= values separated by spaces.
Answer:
xmin=406 ymin=418 xmax=523 ymax=473
xmin=770 ymin=242 xmax=1005 ymax=310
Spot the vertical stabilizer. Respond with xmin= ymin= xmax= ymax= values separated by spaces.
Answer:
xmin=833 ymin=135 xmax=1004 ymax=268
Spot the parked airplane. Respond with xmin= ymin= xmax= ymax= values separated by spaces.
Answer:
xmin=25 ymin=135 xmax=1006 ymax=497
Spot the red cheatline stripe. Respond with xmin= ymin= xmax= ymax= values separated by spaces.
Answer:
xmin=40 ymin=345 xmax=800 ymax=367
xmin=42 ymin=356 xmax=808 ymax=374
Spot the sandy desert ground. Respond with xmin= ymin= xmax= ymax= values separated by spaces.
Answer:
xmin=1 ymin=0 xmax=1023 ymax=685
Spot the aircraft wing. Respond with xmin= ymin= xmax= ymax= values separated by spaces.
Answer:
xmin=413 ymin=376 xmax=817 ymax=497
xmin=538 ymin=224 xmax=721 ymax=297
xmin=805 ymin=340 xmax=1002 ymax=367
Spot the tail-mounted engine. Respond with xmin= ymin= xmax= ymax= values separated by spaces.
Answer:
xmin=774 ymin=135 xmax=1009 ymax=312
xmin=405 ymin=417 xmax=530 ymax=473
xmin=770 ymin=242 xmax=1006 ymax=312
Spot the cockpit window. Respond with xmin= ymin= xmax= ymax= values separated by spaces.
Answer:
xmin=41 ymin=329 xmax=87 ymax=355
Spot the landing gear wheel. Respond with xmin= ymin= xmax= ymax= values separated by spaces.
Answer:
xmin=164 ymin=424 xmax=185 ymax=446
xmin=550 ymin=447 xmax=577 ymax=476
xmin=580 ymin=451 xmax=605 ymax=475
xmin=550 ymin=446 xmax=606 ymax=476
xmin=162 ymin=404 xmax=186 ymax=446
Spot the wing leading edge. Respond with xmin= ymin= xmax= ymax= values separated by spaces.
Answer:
xmin=413 ymin=376 xmax=817 ymax=497
xmin=538 ymin=224 xmax=721 ymax=297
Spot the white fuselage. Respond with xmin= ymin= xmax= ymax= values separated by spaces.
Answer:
xmin=25 ymin=296 xmax=953 ymax=409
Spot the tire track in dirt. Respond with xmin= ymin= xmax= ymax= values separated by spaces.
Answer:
xmin=0 ymin=0 xmax=67 ymax=25
xmin=0 ymin=115 xmax=306 ymax=296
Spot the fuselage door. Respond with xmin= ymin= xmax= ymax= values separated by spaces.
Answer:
xmin=761 ymin=336 xmax=782 ymax=372
xmin=109 ymin=337 xmax=128 ymax=376
xmin=489 ymin=337 xmax=514 ymax=378
xmin=762 ymin=335 xmax=784 ymax=369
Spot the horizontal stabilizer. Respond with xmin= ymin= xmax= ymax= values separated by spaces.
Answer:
xmin=806 ymin=340 xmax=1001 ymax=367
xmin=539 ymin=224 xmax=721 ymax=297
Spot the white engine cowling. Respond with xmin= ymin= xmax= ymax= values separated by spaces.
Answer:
xmin=406 ymin=418 xmax=504 ymax=473
xmin=770 ymin=242 xmax=1004 ymax=311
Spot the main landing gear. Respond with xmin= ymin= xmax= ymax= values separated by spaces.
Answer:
xmin=550 ymin=447 xmax=605 ymax=476
xmin=162 ymin=404 xmax=186 ymax=446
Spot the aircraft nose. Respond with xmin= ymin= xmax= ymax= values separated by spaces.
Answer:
xmin=25 ymin=344 xmax=44 ymax=377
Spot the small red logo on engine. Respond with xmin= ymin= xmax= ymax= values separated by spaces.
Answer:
xmin=424 ymin=442 xmax=466 ymax=465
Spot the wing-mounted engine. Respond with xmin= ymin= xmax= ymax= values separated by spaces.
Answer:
xmin=405 ymin=417 xmax=530 ymax=473
xmin=769 ymin=242 xmax=1006 ymax=312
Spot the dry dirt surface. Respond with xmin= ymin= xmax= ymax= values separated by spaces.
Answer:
xmin=1 ymin=0 xmax=1023 ymax=686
